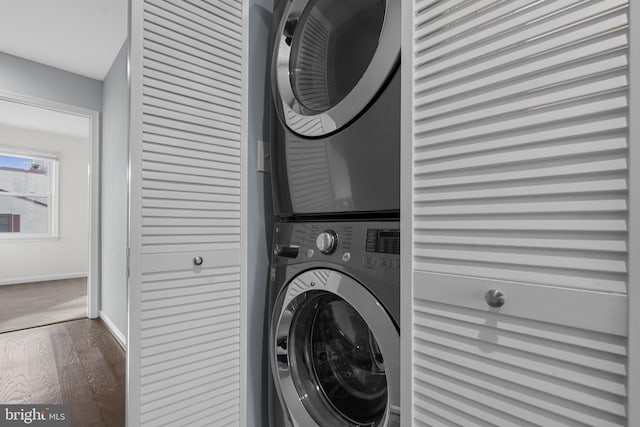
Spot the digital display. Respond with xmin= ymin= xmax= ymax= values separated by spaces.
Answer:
xmin=379 ymin=231 xmax=400 ymax=239
xmin=365 ymin=229 xmax=400 ymax=254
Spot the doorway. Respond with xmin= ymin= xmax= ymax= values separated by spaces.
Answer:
xmin=0 ymin=93 xmax=100 ymax=332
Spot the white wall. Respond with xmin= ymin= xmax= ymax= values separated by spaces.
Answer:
xmin=0 ymin=124 xmax=89 ymax=283
xmin=100 ymin=41 xmax=128 ymax=342
xmin=0 ymin=52 xmax=102 ymax=111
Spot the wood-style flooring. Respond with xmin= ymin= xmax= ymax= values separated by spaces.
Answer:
xmin=0 ymin=278 xmax=87 ymax=333
xmin=0 ymin=318 xmax=125 ymax=427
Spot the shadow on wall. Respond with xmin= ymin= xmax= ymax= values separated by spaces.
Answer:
xmin=248 ymin=1 xmax=276 ymax=426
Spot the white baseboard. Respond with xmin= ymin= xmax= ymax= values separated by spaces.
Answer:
xmin=100 ymin=310 xmax=127 ymax=350
xmin=0 ymin=273 xmax=88 ymax=286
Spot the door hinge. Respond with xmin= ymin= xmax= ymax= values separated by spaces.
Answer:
xmin=257 ymin=140 xmax=271 ymax=173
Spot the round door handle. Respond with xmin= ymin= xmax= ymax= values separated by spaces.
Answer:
xmin=193 ymin=256 xmax=204 ymax=266
xmin=484 ymin=289 xmax=505 ymax=308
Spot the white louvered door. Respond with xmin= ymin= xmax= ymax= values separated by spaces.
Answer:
xmin=403 ymin=1 xmax=630 ymax=425
xmin=128 ymin=0 xmax=247 ymax=426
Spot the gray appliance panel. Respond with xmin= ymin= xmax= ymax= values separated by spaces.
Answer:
xmin=270 ymin=220 xmax=400 ymax=320
xmin=268 ymin=221 xmax=400 ymax=427
xmin=270 ymin=0 xmax=400 ymax=218
xmin=271 ymin=61 xmax=400 ymax=218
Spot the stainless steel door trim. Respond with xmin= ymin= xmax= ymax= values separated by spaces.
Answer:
xmin=272 ymin=269 xmax=400 ymax=427
xmin=273 ymin=0 xmax=400 ymax=137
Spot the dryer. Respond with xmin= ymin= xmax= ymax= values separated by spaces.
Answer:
xmin=268 ymin=221 xmax=400 ymax=426
xmin=270 ymin=0 xmax=400 ymax=218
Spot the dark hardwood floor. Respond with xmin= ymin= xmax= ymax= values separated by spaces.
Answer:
xmin=0 ymin=318 xmax=125 ymax=427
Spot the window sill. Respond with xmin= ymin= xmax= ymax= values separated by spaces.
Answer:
xmin=0 ymin=235 xmax=60 ymax=243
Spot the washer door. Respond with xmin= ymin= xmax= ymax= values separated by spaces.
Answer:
xmin=273 ymin=0 xmax=400 ymax=137
xmin=271 ymin=269 xmax=400 ymax=426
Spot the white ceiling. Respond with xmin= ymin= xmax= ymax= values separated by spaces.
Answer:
xmin=0 ymin=0 xmax=128 ymax=80
xmin=0 ymin=99 xmax=91 ymax=139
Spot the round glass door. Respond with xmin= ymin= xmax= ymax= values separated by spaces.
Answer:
xmin=272 ymin=269 xmax=400 ymax=427
xmin=289 ymin=0 xmax=385 ymax=113
xmin=274 ymin=0 xmax=400 ymax=137
xmin=295 ymin=293 xmax=387 ymax=425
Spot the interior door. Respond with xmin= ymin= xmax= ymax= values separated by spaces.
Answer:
xmin=127 ymin=0 xmax=247 ymax=425
xmin=402 ymin=1 xmax=630 ymax=425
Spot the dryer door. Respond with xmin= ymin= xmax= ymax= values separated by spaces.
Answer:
xmin=273 ymin=0 xmax=400 ymax=137
xmin=271 ymin=269 xmax=400 ymax=427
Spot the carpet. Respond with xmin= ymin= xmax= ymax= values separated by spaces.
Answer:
xmin=0 ymin=277 xmax=87 ymax=333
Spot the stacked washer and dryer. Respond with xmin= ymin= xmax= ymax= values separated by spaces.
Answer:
xmin=267 ymin=0 xmax=401 ymax=426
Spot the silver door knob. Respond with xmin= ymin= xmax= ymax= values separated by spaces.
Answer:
xmin=484 ymin=289 xmax=505 ymax=308
xmin=193 ymin=256 xmax=204 ymax=266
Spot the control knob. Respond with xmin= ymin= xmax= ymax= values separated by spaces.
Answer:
xmin=316 ymin=230 xmax=338 ymax=255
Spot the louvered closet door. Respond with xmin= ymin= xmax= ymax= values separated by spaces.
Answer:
xmin=404 ymin=1 xmax=630 ymax=426
xmin=128 ymin=0 xmax=247 ymax=426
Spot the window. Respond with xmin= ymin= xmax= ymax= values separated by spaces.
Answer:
xmin=0 ymin=148 xmax=58 ymax=239
xmin=0 ymin=214 xmax=21 ymax=232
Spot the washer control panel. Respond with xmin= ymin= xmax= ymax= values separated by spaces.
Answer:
xmin=272 ymin=222 xmax=400 ymax=279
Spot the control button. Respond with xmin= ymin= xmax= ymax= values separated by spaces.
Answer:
xmin=341 ymin=252 xmax=351 ymax=262
xmin=364 ymin=256 xmax=377 ymax=268
xmin=274 ymin=245 xmax=299 ymax=258
xmin=365 ymin=229 xmax=377 ymax=252
xmin=378 ymin=258 xmax=392 ymax=268
xmin=307 ymin=249 xmax=315 ymax=258
xmin=316 ymin=230 xmax=338 ymax=255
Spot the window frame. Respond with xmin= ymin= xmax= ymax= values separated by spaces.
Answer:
xmin=0 ymin=145 xmax=60 ymax=241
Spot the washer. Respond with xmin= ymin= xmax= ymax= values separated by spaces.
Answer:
xmin=270 ymin=0 xmax=400 ymax=217
xmin=268 ymin=221 xmax=400 ymax=426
